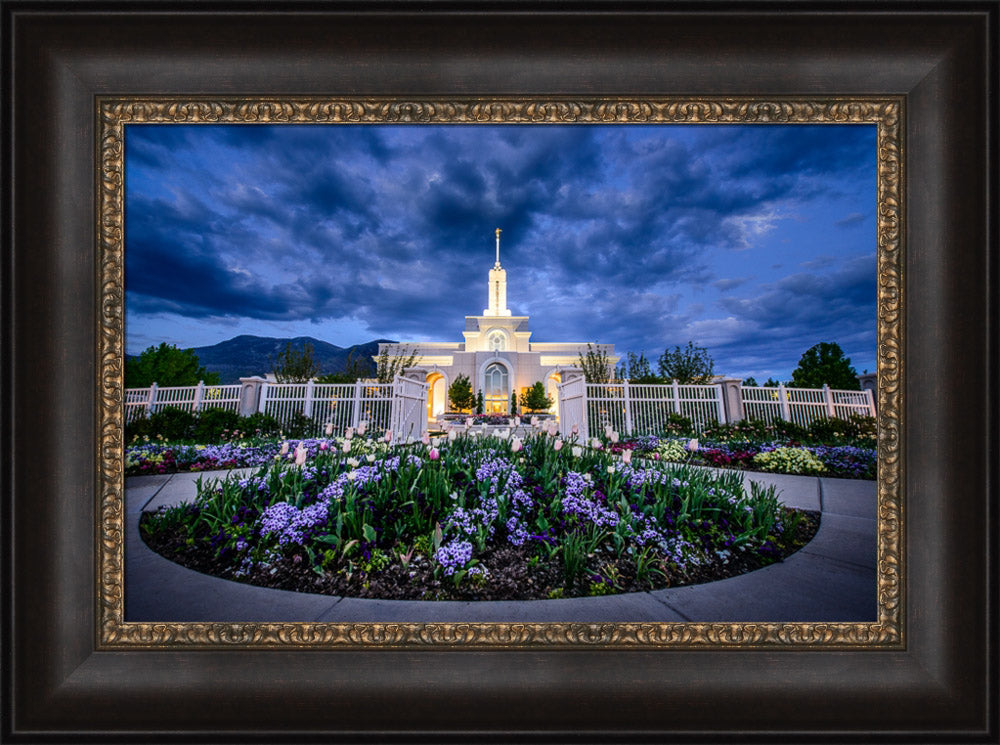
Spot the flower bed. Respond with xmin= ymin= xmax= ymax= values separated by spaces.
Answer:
xmin=139 ymin=432 xmax=819 ymax=601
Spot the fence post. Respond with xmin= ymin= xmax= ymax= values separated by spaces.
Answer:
xmin=865 ymin=387 xmax=876 ymax=417
xmin=671 ymin=379 xmax=681 ymax=415
xmin=257 ymin=382 xmax=269 ymax=414
xmin=822 ymin=384 xmax=835 ymax=417
xmin=304 ymin=379 xmax=315 ymax=418
xmin=146 ymin=382 xmax=158 ymax=416
xmin=714 ymin=384 xmax=726 ymax=423
xmin=622 ymin=379 xmax=633 ymax=435
xmin=193 ymin=380 xmax=205 ymax=412
xmin=778 ymin=384 xmax=791 ymax=421
xmin=352 ymin=380 xmax=363 ymax=428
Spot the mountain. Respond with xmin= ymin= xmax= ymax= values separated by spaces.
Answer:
xmin=184 ymin=335 xmax=396 ymax=384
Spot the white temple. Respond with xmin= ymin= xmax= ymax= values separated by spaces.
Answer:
xmin=377 ymin=229 xmax=617 ymax=420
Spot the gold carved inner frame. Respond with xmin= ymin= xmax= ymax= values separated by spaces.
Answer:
xmin=98 ymin=97 xmax=903 ymax=648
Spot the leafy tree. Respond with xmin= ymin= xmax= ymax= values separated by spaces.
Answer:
xmin=520 ymin=381 xmax=554 ymax=413
xmin=742 ymin=377 xmax=758 ymax=387
xmin=657 ymin=341 xmax=715 ymax=384
xmin=475 ymin=390 xmax=485 ymax=415
xmin=448 ymin=374 xmax=473 ymax=412
xmin=789 ymin=342 xmax=860 ymax=390
xmin=270 ymin=341 xmax=319 ymax=383
xmin=577 ymin=343 xmax=614 ymax=384
xmin=376 ymin=344 xmax=419 ymax=384
xmin=763 ymin=377 xmax=783 ymax=387
xmin=618 ymin=352 xmax=660 ymax=383
xmin=125 ymin=343 xmax=220 ymax=388
xmin=315 ymin=350 xmax=375 ymax=384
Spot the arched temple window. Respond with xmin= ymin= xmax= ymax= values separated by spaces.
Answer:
xmin=483 ymin=362 xmax=509 ymax=414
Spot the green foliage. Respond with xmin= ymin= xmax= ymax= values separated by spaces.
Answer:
xmin=270 ymin=341 xmax=319 ymax=383
xmin=577 ymin=343 xmax=614 ymax=384
xmin=657 ymin=341 xmax=715 ymax=384
xmin=742 ymin=377 xmax=758 ymax=387
xmin=753 ymin=447 xmax=826 ymax=475
xmin=283 ymin=412 xmax=318 ymax=439
xmin=125 ymin=343 xmax=220 ymax=388
xmin=128 ymin=406 xmax=196 ymax=441
xmin=807 ymin=413 xmax=877 ymax=446
xmin=762 ymin=377 xmax=783 ymax=387
xmin=242 ymin=412 xmax=282 ymax=438
xmin=618 ymin=352 xmax=660 ymax=383
xmin=520 ymin=381 xmax=553 ymax=412
xmin=315 ymin=350 xmax=374 ymax=384
xmin=510 ymin=392 xmax=517 ymax=416
xmin=192 ymin=408 xmax=241 ymax=442
xmin=789 ymin=342 xmax=860 ymax=390
xmin=376 ymin=344 xmax=418 ymax=384
xmin=475 ymin=390 xmax=484 ymax=415
xmin=657 ymin=413 xmax=694 ymax=437
xmin=701 ymin=418 xmax=808 ymax=445
xmin=448 ymin=374 xmax=473 ymax=412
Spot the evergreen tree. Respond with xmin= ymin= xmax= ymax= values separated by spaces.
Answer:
xmin=448 ymin=374 xmax=473 ymax=412
xmin=125 ymin=343 xmax=220 ymax=388
xmin=475 ymin=390 xmax=485 ymax=415
xmin=657 ymin=341 xmax=715 ymax=384
xmin=510 ymin=392 xmax=517 ymax=416
xmin=789 ymin=342 xmax=860 ymax=390
xmin=520 ymin=381 xmax=554 ymax=412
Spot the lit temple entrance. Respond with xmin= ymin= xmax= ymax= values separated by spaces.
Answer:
xmin=483 ymin=362 xmax=509 ymax=414
xmin=426 ymin=371 xmax=447 ymax=421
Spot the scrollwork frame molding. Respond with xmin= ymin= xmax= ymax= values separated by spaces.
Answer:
xmin=97 ymin=96 xmax=902 ymax=649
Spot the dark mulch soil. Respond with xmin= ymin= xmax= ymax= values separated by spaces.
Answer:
xmin=140 ymin=508 xmax=820 ymax=601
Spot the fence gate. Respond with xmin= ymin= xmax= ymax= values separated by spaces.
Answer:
xmin=389 ymin=376 xmax=429 ymax=442
xmin=556 ymin=376 xmax=588 ymax=441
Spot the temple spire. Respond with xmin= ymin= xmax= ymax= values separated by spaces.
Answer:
xmin=484 ymin=228 xmax=511 ymax=317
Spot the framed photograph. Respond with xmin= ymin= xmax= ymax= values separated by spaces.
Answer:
xmin=4 ymin=2 xmax=996 ymax=741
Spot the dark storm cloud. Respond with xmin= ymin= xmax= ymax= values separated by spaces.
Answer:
xmin=125 ymin=123 xmax=876 ymax=378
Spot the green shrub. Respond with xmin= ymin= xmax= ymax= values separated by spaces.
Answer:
xmin=657 ymin=413 xmax=694 ymax=436
xmin=241 ymin=412 xmax=282 ymax=438
xmin=127 ymin=406 xmax=196 ymax=442
xmin=283 ymin=412 xmax=317 ymax=439
xmin=654 ymin=439 xmax=688 ymax=462
xmin=193 ymin=408 xmax=242 ymax=442
xmin=808 ymin=413 xmax=876 ymax=446
xmin=752 ymin=447 xmax=826 ymax=475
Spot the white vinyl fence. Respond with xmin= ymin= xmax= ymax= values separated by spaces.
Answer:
xmin=741 ymin=384 xmax=874 ymax=428
xmin=124 ymin=382 xmax=241 ymax=425
xmin=125 ymin=377 xmax=429 ymax=439
xmin=583 ymin=381 xmax=725 ymax=439
xmin=558 ymin=380 xmax=875 ymax=440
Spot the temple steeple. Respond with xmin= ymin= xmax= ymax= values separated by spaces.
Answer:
xmin=484 ymin=228 xmax=511 ymax=317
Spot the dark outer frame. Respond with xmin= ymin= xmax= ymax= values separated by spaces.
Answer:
xmin=2 ymin=2 xmax=996 ymax=741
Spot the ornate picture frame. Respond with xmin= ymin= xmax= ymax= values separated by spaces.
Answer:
xmin=5 ymin=4 xmax=995 ymax=741
xmin=100 ymin=96 xmax=902 ymax=649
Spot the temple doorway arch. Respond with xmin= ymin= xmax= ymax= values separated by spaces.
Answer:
xmin=426 ymin=371 xmax=448 ymax=421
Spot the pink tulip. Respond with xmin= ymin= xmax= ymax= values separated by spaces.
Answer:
xmin=422 ymin=432 xmax=431 ymax=445
xmin=622 ymin=449 xmax=632 ymax=464
xmin=383 ymin=430 xmax=393 ymax=443
xmin=466 ymin=417 xmax=474 ymax=427
xmin=610 ymin=432 xmax=620 ymax=444
xmin=531 ymin=416 xmax=539 ymax=426
xmin=345 ymin=426 xmax=355 ymax=440
xmin=294 ymin=445 xmax=307 ymax=466
xmin=279 ymin=442 xmax=289 ymax=456
xmin=324 ymin=422 xmax=334 ymax=436
xmin=342 ymin=440 xmax=352 ymax=453
xmin=553 ymin=438 xmax=563 ymax=452
xmin=571 ymin=424 xmax=579 ymax=434
xmin=511 ymin=437 xmax=523 ymax=453
xmin=429 ymin=448 xmax=440 ymax=460
xmin=688 ymin=438 xmax=700 ymax=451
xmin=358 ymin=421 xmax=368 ymax=435
xmin=319 ymin=441 xmax=328 ymax=451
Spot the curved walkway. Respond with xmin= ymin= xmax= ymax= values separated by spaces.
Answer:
xmin=125 ymin=469 xmax=877 ymax=623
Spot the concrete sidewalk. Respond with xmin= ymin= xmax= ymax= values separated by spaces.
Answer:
xmin=125 ymin=468 xmax=877 ymax=623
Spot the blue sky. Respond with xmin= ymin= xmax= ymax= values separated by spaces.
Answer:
xmin=124 ymin=123 xmax=877 ymax=382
